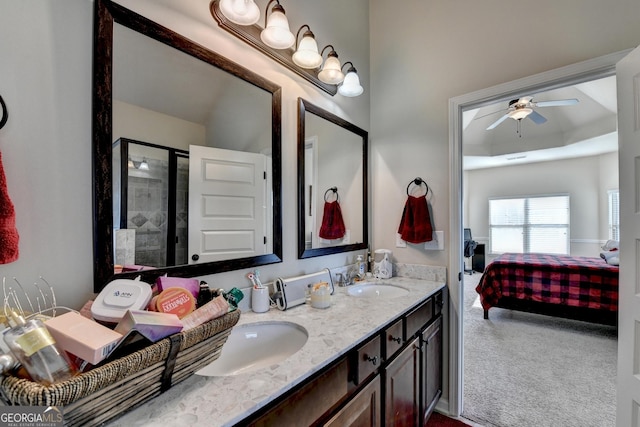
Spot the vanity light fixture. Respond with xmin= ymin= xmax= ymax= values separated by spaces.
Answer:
xmin=260 ymin=0 xmax=295 ymax=49
xmin=218 ymin=0 xmax=260 ymax=26
xmin=292 ymin=25 xmax=322 ymax=69
xmin=210 ymin=0 xmax=363 ymax=97
xmin=338 ymin=62 xmax=363 ymax=97
xmin=318 ymin=45 xmax=344 ymax=85
xmin=129 ymin=157 xmax=150 ymax=170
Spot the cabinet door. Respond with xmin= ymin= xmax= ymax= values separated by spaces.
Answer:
xmin=385 ymin=337 xmax=420 ymax=427
xmin=421 ymin=316 xmax=442 ymax=425
xmin=324 ymin=375 xmax=381 ymax=427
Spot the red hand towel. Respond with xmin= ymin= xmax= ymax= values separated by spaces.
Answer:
xmin=319 ymin=200 xmax=346 ymax=240
xmin=0 ymin=152 xmax=19 ymax=264
xmin=398 ymin=195 xmax=433 ymax=244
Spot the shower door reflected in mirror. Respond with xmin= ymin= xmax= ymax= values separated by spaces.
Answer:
xmin=113 ymin=138 xmax=189 ymax=271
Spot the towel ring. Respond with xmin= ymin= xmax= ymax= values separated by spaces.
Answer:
xmin=406 ymin=177 xmax=429 ymax=196
xmin=0 ymin=95 xmax=7 ymax=130
xmin=324 ymin=187 xmax=339 ymax=202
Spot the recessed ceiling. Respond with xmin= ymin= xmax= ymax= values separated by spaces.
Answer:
xmin=462 ymin=75 xmax=617 ymax=170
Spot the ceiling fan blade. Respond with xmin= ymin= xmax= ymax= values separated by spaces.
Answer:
xmin=474 ymin=108 xmax=508 ymax=121
xmin=534 ymin=98 xmax=579 ymax=107
xmin=528 ymin=110 xmax=547 ymax=124
xmin=486 ymin=113 xmax=510 ymax=130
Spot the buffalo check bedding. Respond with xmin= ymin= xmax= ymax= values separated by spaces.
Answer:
xmin=475 ymin=252 xmax=619 ymax=313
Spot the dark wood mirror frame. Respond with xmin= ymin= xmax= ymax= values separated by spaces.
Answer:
xmin=92 ymin=0 xmax=282 ymax=292
xmin=297 ymin=98 xmax=368 ymax=259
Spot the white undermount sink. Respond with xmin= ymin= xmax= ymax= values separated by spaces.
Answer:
xmin=347 ymin=282 xmax=410 ymax=298
xmin=195 ymin=321 xmax=308 ymax=377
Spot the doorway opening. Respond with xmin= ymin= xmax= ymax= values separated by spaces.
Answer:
xmin=447 ymin=50 xmax=629 ymax=420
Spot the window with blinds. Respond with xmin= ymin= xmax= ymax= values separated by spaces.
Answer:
xmin=608 ymin=189 xmax=620 ymax=241
xmin=489 ymin=194 xmax=570 ymax=254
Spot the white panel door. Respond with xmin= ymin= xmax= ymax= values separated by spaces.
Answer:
xmin=188 ymin=145 xmax=267 ymax=264
xmin=617 ymin=44 xmax=640 ymax=427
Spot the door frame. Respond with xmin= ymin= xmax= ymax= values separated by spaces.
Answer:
xmin=447 ymin=50 xmax=630 ymax=416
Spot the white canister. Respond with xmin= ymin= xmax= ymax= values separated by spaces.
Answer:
xmin=373 ymin=249 xmax=393 ymax=279
xmin=251 ymin=287 xmax=270 ymax=313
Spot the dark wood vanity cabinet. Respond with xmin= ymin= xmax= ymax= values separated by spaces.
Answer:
xmin=245 ymin=290 xmax=443 ymax=427
xmin=384 ymin=337 xmax=421 ymax=426
xmin=385 ymin=294 xmax=443 ymax=427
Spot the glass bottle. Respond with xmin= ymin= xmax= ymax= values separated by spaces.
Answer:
xmin=2 ymin=311 xmax=76 ymax=385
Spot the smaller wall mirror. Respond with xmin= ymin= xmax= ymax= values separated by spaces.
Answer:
xmin=297 ymin=98 xmax=368 ymax=258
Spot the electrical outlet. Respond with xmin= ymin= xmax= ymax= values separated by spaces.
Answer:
xmin=424 ymin=231 xmax=444 ymax=250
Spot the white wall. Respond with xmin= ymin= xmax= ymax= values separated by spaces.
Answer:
xmin=0 ymin=0 xmax=369 ymax=309
xmin=370 ymin=0 xmax=639 ymax=413
xmin=370 ymin=0 xmax=640 ymax=267
xmin=464 ymin=153 xmax=619 ymax=262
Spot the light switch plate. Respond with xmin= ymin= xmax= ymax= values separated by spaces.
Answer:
xmin=424 ymin=231 xmax=444 ymax=250
xmin=396 ymin=234 xmax=407 ymax=248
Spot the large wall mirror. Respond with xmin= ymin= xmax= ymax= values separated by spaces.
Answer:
xmin=297 ymin=98 xmax=368 ymax=259
xmin=93 ymin=0 xmax=282 ymax=291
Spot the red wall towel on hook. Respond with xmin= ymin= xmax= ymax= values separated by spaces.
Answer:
xmin=398 ymin=177 xmax=433 ymax=244
xmin=319 ymin=187 xmax=346 ymax=240
xmin=0 ymin=95 xmax=19 ymax=264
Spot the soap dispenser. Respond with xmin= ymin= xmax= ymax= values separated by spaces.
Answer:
xmin=356 ymin=255 xmax=366 ymax=279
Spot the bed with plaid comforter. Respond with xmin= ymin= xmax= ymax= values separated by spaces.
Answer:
xmin=475 ymin=252 xmax=619 ymax=325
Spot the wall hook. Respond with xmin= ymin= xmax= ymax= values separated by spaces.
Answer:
xmin=0 ymin=95 xmax=7 ymax=130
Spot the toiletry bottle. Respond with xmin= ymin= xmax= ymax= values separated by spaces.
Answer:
xmin=2 ymin=311 xmax=76 ymax=385
xmin=357 ymin=255 xmax=366 ymax=279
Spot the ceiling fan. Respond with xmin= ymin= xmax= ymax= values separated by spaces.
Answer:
xmin=484 ymin=96 xmax=579 ymax=132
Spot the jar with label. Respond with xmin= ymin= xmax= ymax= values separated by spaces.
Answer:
xmin=2 ymin=311 xmax=76 ymax=385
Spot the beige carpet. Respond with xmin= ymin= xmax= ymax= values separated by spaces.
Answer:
xmin=462 ymin=272 xmax=617 ymax=427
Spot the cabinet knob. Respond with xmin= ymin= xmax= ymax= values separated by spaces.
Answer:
xmin=364 ymin=355 xmax=378 ymax=366
xmin=389 ymin=336 xmax=401 ymax=344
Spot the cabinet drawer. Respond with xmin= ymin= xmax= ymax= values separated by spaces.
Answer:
xmin=405 ymin=298 xmax=433 ymax=339
xmin=384 ymin=318 xmax=404 ymax=359
xmin=354 ymin=335 xmax=381 ymax=385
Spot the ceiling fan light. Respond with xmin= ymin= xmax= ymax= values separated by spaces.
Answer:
xmin=260 ymin=5 xmax=295 ymax=49
xmin=219 ymin=0 xmax=260 ymax=26
xmin=509 ymin=107 xmax=532 ymax=120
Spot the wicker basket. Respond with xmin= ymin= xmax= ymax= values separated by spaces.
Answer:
xmin=0 ymin=309 xmax=240 ymax=426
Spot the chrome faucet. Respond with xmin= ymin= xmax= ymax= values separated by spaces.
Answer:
xmin=336 ymin=270 xmax=358 ymax=287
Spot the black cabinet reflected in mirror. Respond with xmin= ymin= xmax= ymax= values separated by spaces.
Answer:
xmin=93 ymin=0 xmax=282 ymax=292
xmin=297 ymin=98 xmax=368 ymax=259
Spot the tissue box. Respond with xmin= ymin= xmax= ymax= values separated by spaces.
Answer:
xmin=115 ymin=310 xmax=183 ymax=342
xmin=45 ymin=312 xmax=123 ymax=365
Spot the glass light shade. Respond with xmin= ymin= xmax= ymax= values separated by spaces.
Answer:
xmin=509 ymin=108 xmax=532 ymax=120
xmin=292 ymin=34 xmax=322 ymax=69
xmin=139 ymin=159 xmax=149 ymax=170
xmin=318 ymin=55 xmax=344 ymax=84
xmin=260 ymin=7 xmax=295 ymax=49
xmin=338 ymin=70 xmax=363 ymax=97
xmin=219 ymin=0 xmax=260 ymax=25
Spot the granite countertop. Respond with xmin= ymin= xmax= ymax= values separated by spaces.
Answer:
xmin=108 ymin=276 xmax=445 ymax=427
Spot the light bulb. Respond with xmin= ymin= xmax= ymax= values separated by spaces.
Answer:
xmin=219 ymin=0 xmax=260 ymax=26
